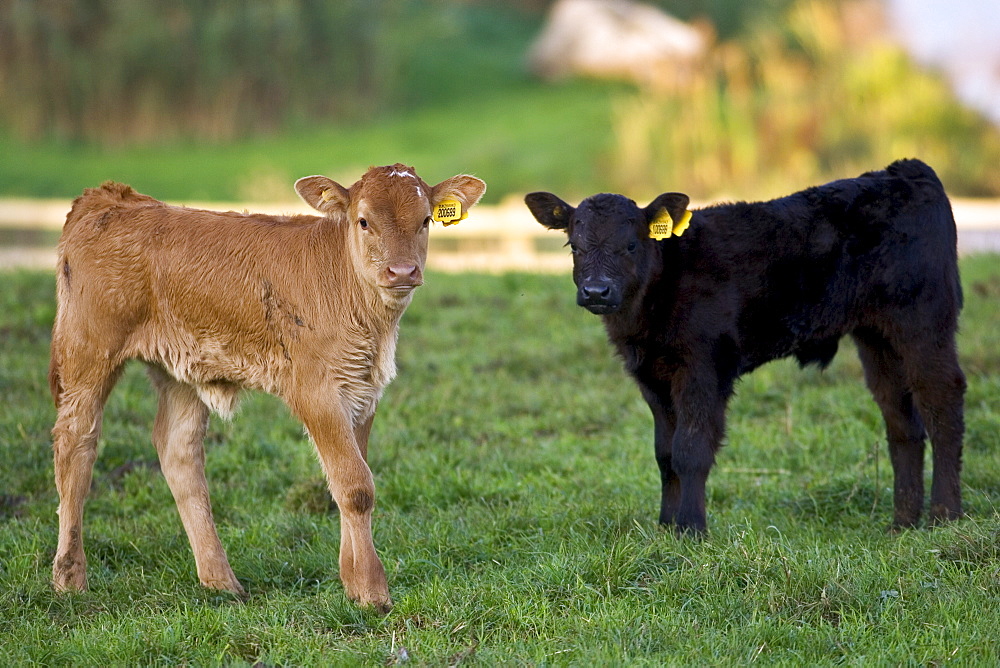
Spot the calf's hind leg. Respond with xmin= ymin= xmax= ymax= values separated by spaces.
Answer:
xmin=901 ymin=338 xmax=966 ymax=524
xmin=51 ymin=362 xmax=120 ymax=592
xmin=853 ymin=330 xmax=927 ymax=528
xmin=148 ymin=368 xmax=244 ymax=594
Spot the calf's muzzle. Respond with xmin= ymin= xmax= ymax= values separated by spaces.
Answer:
xmin=383 ymin=263 xmax=422 ymax=289
xmin=577 ymin=280 xmax=620 ymax=314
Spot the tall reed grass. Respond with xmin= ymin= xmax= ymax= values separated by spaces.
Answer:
xmin=0 ymin=0 xmax=403 ymax=144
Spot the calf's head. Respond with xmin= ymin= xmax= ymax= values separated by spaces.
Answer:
xmin=525 ymin=191 xmax=691 ymax=314
xmin=297 ymin=164 xmax=486 ymax=305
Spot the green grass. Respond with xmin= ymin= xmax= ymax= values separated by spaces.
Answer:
xmin=0 ymin=79 xmax=621 ymax=205
xmin=2 ymin=257 xmax=1000 ymax=665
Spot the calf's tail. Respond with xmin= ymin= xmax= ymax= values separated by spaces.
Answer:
xmin=888 ymin=159 xmax=963 ymax=311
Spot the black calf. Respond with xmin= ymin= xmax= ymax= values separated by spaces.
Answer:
xmin=525 ymin=159 xmax=965 ymax=532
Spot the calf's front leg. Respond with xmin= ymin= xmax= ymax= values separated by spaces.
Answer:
xmin=638 ymin=383 xmax=680 ymax=526
xmin=336 ymin=410 xmax=377 ymax=598
xmin=291 ymin=394 xmax=391 ymax=612
xmin=670 ymin=371 xmax=728 ymax=534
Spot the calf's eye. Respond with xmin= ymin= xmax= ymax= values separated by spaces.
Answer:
xmin=423 ymin=216 xmax=431 ymax=229
xmin=627 ymin=241 xmax=637 ymax=252
xmin=358 ymin=218 xmax=369 ymax=229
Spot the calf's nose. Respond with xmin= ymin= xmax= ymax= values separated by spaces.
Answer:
xmin=580 ymin=283 xmax=611 ymax=301
xmin=384 ymin=263 xmax=422 ymax=288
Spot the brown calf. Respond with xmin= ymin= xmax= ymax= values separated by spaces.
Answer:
xmin=49 ymin=164 xmax=486 ymax=611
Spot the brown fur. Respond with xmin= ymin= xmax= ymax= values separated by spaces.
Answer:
xmin=49 ymin=164 xmax=486 ymax=611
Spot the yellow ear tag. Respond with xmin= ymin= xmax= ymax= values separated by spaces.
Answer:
xmin=648 ymin=208 xmax=675 ymax=240
xmin=432 ymin=198 xmax=467 ymax=226
xmin=320 ymin=189 xmax=332 ymax=203
xmin=648 ymin=208 xmax=692 ymax=240
xmin=672 ymin=209 xmax=693 ymax=236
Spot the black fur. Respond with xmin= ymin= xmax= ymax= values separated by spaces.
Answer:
xmin=525 ymin=159 xmax=965 ymax=532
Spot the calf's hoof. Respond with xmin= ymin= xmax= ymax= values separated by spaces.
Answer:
xmin=369 ymin=597 xmax=394 ymax=615
xmin=672 ymin=514 xmax=708 ymax=537
xmin=657 ymin=516 xmax=707 ymax=538
xmin=889 ymin=516 xmax=919 ymax=533
xmin=929 ymin=504 xmax=963 ymax=526
xmin=52 ymin=558 xmax=88 ymax=593
xmin=674 ymin=525 xmax=707 ymax=539
xmin=201 ymin=575 xmax=247 ymax=598
xmin=657 ymin=522 xmax=707 ymax=539
xmin=658 ymin=511 xmax=678 ymax=526
xmin=346 ymin=587 xmax=393 ymax=615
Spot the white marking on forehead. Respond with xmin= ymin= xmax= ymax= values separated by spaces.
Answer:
xmin=387 ymin=168 xmax=423 ymax=197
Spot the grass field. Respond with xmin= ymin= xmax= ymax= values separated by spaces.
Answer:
xmin=0 ymin=78 xmax=622 ymax=206
xmin=1 ymin=257 xmax=999 ymax=665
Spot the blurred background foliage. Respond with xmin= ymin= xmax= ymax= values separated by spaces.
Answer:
xmin=0 ymin=0 xmax=998 ymax=202
xmin=611 ymin=1 xmax=1000 ymax=198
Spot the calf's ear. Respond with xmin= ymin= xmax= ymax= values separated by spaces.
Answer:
xmin=295 ymin=175 xmax=351 ymax=215
xmin=524 ymin=192 xmax=574 ymax=230
xmin=644 ymin=192 xmax=692 ymax=238
xmin=429 ymin=175 xmax=487 ymax=224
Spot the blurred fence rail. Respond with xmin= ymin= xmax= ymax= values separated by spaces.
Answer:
xmin=0 ymin=196 xmax=572 ymax=273
xmin=2 ymin=197 xmax=999 ymax=273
